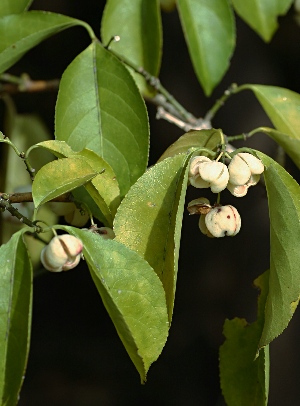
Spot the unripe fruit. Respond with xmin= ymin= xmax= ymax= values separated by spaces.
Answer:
xmin=40 ymin=234 xmax=83 ymax=272
xmin=48 ymin=202 xmax=76 ymax=216
xmin=97 ymin=227 xmax=115 ymax=239
xmin=64 ymin=207 xmax=89 ymax=227
xmin=204 ymin=205 xmax=241 ymax=237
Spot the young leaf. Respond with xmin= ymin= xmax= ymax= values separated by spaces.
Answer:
xmin=256 ymin=127 xmax=300 ymax=169
xmin=242 ymin=85 xmax=300 ymax=139
xmin=231 ymin=0 xmax=293 ymax=42
xmin=61 ymin=226 xmax=169 ymax=383
xmin=177 ymin=0 xmax=235 ymax=96
xmin=101 ymin=0 xmax=162 ymax=96
xmin=0 ymin=0 xmax=32 ymax=17
xmin=0 ymin=230 xmax=32 ymax=406
xmin=220 ymin=272 xmax=270 ymax=406
xmin=32 ymin=156 xmax=98 ymax=208
xmin=0 ymin=11 xmax=92 ymax=74
xmin=158 ymin=128 xmax=223 ymax=162
xmin=55 ymin=42 xmax=149 ymax=197
xmin=114 ymin=153 xmax=191 ymax=321
xmin=256 ymin=152 xmax=300 ymax=348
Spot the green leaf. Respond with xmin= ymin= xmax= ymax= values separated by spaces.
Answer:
xmin=75 ymin=149 xmax=120 ymax=218
xmin=256 ymin=152 xmax=300 ymax=348
xmin=220 ymin=272 xmax=270 ymax=406
xmin=256 ymin=127 xmax=300 ymax=169
xmin=176 ymin=0 xmax=235 ymax=96
xmin=0 ymin=230 xmax=32 ymax=405
xmin=0 ymin=11 xmax=91 ymax=74
xmin=243 ymin=85 xmax=300 ymax=138
xmin=35 ymin=140 xmax=75 ymax=159
xmin=0 ymin=0 xmax=32 ymax=17
xmin=61 ymin=226 xmax=169 ymax=383
xmin=35 ymin=141 xmax=121 ymax=226
xmin=55 ymin=42 xmax=149 ymax=197
xmin=101 ymin=0 xmax=162 ymax=96
xmin=114 ymin=153 xmax=191 ymax=321
xmin=158 ymin=128 xmax=223 ymax=162
xmin=231 ymin=0 xmax=293 ymax=42
xmin=32 ymin=156 xmax=98 ymax=207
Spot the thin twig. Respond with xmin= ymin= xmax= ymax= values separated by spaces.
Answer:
xmin=0 ymin=192 xmax=72 ymax=204
xmin=107 ymin=36 xmax=197 ymax=124
xmin=0 ymin=197 xmax=42 ymax=231
xmin=0 ymin=73 xmax=60 ymax=94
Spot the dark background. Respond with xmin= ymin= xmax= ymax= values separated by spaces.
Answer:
xmin=3 ymin=1 xmax=300 ymax=405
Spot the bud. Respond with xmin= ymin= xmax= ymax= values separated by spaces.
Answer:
xmin=40 ymin=234 xmax=83 ymax=272
xmin=204 ymin=205 xmax=241 ymax=237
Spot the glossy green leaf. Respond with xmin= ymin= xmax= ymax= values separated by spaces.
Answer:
xmin=256 ymin=152 xmax=300 ymax=348
xmin=55 ymin=42 xmax=149 ymax=197
xmin=0 ymin=0 xmax=32 ymax=17
xmin=101 ymin=0 xmax=162 ymax=96
xmin=0 ymin=230 xmax=32 ymax=405
xmin=243 ymin=85 xmax=300 ymax=139
xmin=231 ymin=0 xmax=293 ymax=42
xmin=220 ymin=272 xmax=270 ymax=406
xmin=61 ymin=226 xmax=169 ymax=383
xmin=32 ymin=156 xmax=98 ymax=208
xmin=177 ymin=0 xmax=235 ymax=96
xmin=255 ymin=127 xmax=300 ymax=169
xmin=0 ymin=11 xmax=91 ymax=74
xmin=158 ymin=128 xmax=223 ymax=162
xmin=114 ymin=153 xmax=191 ymax=321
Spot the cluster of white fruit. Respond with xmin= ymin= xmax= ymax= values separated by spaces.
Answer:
xmin=40 ymin=227 xmax=115 ymax=272
xmin=188 ymin=152 xmax=264 ymax=238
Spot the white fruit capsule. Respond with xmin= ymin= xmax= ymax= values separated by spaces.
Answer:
xmin=198 ymin=161 xmax=229 ymax=193
xmin=205 ymin=205 xmax=241 ymax=237
xmin=189 ymin=156 xmax=211 ymax=177
xmin=199 ymin=214 xmax=214 ymax=238
xmin=228 ymin=154 xmax=251 ymax=185
xmin=40 ymin=234 xmax=83 ymax=272
xmin=227 ymin=182 xmax=249 ymax=197
xmin=238 ymin=153 xmax=264 ymax=175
